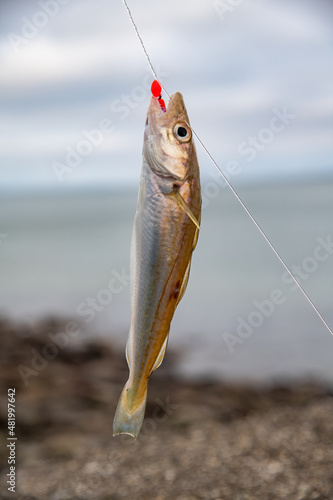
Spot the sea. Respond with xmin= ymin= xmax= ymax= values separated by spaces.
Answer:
xmin=1 ymin=179 xmax=333 ymax=385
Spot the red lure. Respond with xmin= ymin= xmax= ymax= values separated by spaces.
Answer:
xmin=151 ymin=79 xmax=166 ymax=112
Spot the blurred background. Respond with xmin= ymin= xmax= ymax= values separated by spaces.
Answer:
xmin=1 ymin=0 xmax=333 ymax=384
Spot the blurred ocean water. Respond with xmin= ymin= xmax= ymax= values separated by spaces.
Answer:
xmin=1 ymin=180 xmax=333 ymax=384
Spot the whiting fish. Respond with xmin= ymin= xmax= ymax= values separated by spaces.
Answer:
xmin=113 ymin=86 xmax=201 ymax=439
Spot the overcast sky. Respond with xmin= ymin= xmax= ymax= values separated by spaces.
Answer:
xmin=1 ymin=0 xmax=332 ymax=192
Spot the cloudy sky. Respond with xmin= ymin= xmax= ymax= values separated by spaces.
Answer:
xmin=1 ymin=0 xmax=332 ymax=192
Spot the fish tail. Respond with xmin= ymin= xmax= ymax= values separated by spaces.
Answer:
xmin=113 ymin=381 xmax=147 ymax=439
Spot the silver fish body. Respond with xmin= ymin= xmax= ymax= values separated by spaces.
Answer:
xmin=113 ymin=92 xmax=201 ymax=438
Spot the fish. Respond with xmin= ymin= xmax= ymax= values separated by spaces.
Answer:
xmin=113 ymin=90 xmax=201 ymax=439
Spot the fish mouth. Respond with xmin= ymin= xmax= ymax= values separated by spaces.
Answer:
xmin=144 ymin=91 xmax=192 ymax=181
xmin=146 ymin=92 xmax=190 ymax=133
xmin=165 ymin=92 xmax=183 ymax=115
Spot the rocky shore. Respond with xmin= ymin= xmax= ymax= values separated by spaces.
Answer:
xmin=0 ymin=317 xmax=332 ymax=500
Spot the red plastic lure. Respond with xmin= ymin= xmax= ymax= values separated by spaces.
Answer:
xmin=151 ymin=79 xmax=166 ymax=112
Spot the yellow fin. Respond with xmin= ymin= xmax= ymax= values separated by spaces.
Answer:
xmin=125 ymin=339 xmax=131 ymax=368
xmin=172 ymin=191 xmax=200 ymax=229
xmin=150 ymin=334 xmax=169 ymax=374
xmin=176 ymin=259 xmax=191 ymax=306
xmin=175 ymin=224 xmax=200 ymax=306
xmin=113 ymin=380 xmax=147 ymax=439
xmin=192 ymin=224 xmax=200 ymax=250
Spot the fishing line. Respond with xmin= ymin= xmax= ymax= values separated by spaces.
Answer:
xmin=122 ymin=0 xmax=171 ymax=99
xmin=121 ymin=0 xmax=333 ymax=338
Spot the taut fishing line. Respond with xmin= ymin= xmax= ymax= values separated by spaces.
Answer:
xmin=122 ymin=0 xmax=333 ymax=338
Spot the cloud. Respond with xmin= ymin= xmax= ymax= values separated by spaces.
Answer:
xmin=0 ymin=0 xmax=332 ymax=192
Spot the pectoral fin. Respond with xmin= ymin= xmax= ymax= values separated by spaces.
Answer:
xmin=172 ymin=191 xmax=200 ymax=229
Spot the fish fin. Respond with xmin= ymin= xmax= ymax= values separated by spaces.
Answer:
xmin=150 ymin=334 xmax=169 ymax=374
xmin=192 ymin=224 xmax=200 ymax=250
xmin=175 ymin=225 xmax=199 ymax=306
xmin=125 ymin=339 xmax=131 ymax=368
xmin=176 ymin=259 xmax=192 ymax=306
xmin=172 ymin=191 xmax=200 ymax=229
xmin=130 ymin=227 xmax=136 ymax=309
xmin=113 ymin=381 xmax=147 ymax=439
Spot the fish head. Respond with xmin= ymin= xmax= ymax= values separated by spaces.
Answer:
xmin=144 ymin=92 xmax=195 ymax=181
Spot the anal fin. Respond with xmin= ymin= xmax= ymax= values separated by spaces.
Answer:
xmin=125 ymin=339 xmax=131 ymax=368
xmin=150 ymin=334 xmax=169 ymax=374
xmin=176 ymin=259 xmax=191 ymax=306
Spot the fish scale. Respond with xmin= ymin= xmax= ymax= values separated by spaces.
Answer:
xmin=113 ymin=91 xmax=201 ymax=439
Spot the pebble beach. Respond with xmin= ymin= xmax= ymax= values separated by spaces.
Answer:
xmin=0 ymin=318 xmax=332 ymax=500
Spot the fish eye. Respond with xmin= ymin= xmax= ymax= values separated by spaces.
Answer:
xmin=173 ymin=123 xmax=191 ymax=143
